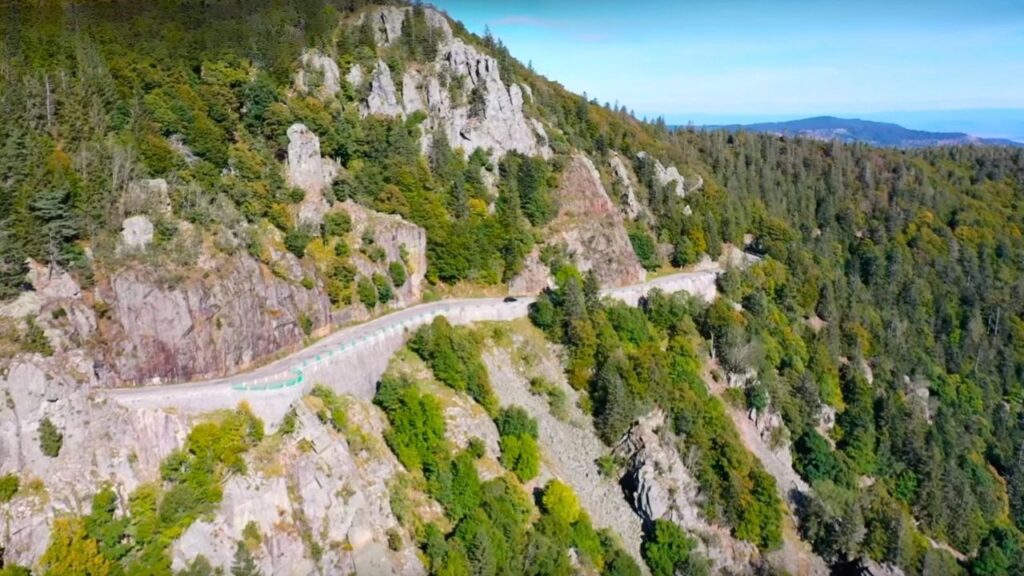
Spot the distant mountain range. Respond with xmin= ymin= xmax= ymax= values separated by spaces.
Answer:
xmin=704 ymin=116 xmax=1024 ymax=148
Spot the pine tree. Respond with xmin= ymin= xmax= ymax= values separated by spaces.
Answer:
xmin=29 ymin=181 xmax=78 ymax=269
xmin=231 ymin=541 xmax=262 ymax=576
xmin=0 ymin=221 xmax=27 ymax=299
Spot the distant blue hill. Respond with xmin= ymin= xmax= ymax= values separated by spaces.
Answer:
xmin=703 ymin=116 xmax=1023 ymax=148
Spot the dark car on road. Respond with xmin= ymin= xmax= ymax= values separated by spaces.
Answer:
xmin=503 ymin=296 xmax=518 ymax=303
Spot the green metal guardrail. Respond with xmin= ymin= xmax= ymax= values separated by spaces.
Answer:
xmin=230 ymin=308 xmax=453 ymax=392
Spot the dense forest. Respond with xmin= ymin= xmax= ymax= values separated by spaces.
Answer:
xmin=3 ymin=0 xmax=1024 ymax=575
xmin=685 ymin=134 xmax=1024 ymax=575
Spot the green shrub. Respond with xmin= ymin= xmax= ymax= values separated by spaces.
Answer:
xmin=374 ymin=376 xmax=446 ymax=473
xmin=410 ymin=317 xmax=498 ymax=414
xmin=311 ymin=385 xmax=347 ymax=432
xmin=496 ymin=406 xmax=538 ymax=439
xmin=0 ymin=473 xmax=19 ymax=503
xmin=357 ymin=277 xmax=378 ymax=308
xmin=467 ymin=437 xmax=486 ymax=459
xmin=499 ymin=434 xmax=539 ymax=481
xmin=388 ymin=261 xmax=407 ymax=287
xmin=22 ymin=317 xmax=53 ymax=356
xmin=322 ymin=211 xmax=352 ymax=237
xmin=284 ymin=228 xmax=311 ymax=258
xmin=387 ymin=528 xmax=403 ymax=551
xmin=541 ymin=480 xmax=581 ymax=525
xmin=642 ymin=519 xmax=704 ymax=576
xmin=373 ymin=272 xmax=393 ymax=304
xmin=278 ymin=407 xmax=298 ymax=436
xmin=298 ymin=313 xmax=313 ymax=336
xmin=628 ymin=227 xmax=660 ymax=271
xmin=39 ymin=417 xmax=63 ymax=457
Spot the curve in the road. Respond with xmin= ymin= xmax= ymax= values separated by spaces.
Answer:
xmin=100 ymin=269 xmax=720 ymax=423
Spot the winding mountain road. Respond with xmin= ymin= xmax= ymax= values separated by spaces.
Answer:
xmin=100 ymin=269 xmax=720 ymax=422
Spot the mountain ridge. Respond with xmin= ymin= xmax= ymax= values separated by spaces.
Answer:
xmin=703 ymin=114 xmax=1024 ymax=147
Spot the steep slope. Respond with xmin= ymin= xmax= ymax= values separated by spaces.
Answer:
xmin=4 ymin=1 xmax=1019 ymax=575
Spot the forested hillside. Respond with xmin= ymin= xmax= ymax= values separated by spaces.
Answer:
xmin=678 ymin=134 xmax=1024 ymax=573
xmin=2 ymin=0 xmax=1024 ymax=575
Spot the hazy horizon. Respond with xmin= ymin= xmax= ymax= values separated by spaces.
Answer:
xmin=668 ymin=109 xmax=1024 ymax=141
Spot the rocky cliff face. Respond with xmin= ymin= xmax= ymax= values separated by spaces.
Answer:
xmin=293 ymin=49 xmax=341 ymax=99
xmin=0 ymin=354 xmax=189 ymax=566
xmin=171 ymin=402 xmax=422 ymax=575
xmin=481 ymin=334 xmax=646 ymax=563
xmin=0 ymin=352 xmax=424 ymax=573
xmin=507 ymin=248 xmax=553 ymax=296
xmin=545 ymin=154 xmax=645 ymax=287
xmin=636 ymin=151 xmax=698 ymax=197
xmin=341 ymin=200 xmax=428 ymax=309
xmin=614 ymin=410 xmax=762 ymax=574
xmin=609 ymin=152 xmax=643 ymax=219
xmin=363 ymin=5 xmax=452 ymax=47
xmin=354 ymin=6 xmax=550 ymax=159
xmin=101 ymin=247 xmax=332 ymax=385
xmin=287 ymin=123 xmax=338 ymax=226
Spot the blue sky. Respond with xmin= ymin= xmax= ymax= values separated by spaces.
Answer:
xmin=430 ymin=0 xmax=1024 ymax=135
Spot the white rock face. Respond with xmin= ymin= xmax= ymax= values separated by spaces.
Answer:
xmin=482 ymin=342 xmax=645 ymax=563
xmin=287 ymin=123 xmax=326 ymax=194
xmin=294 ymin=49 xmax=341 ymax=98
xmin=0 ymin=354 xmax=189 ymax=567
xmin=507 ymin=248 xmax=552 ymax=296
xmin=637 ymin=151 xmax=687 ymax=197
xmin=424 ymin=39 xmax=550 ymax=158
xmin=341 ymin=200 xmax=428 ymax=307
xmin=286 ymin=123 xmax=335 ymax=225
xmin=1 ymin=355 xmax=420 ymax=574
xmin=609 ymin=152 xmax=642 ymax=218
xmin=363 ymin=5 xmax=453 ymax=47
xmin=401 ymin=69 xmax=425 ymax=113
xmin=26 ymin=259 xmax=81 ymax=302
xmin=365 ymin=60 xmax=404 ymax=118
xmin=120 ymin=215 xmax=154 ymax=251
xmin=172 ymin=403 xmax=423 ymax=575
xmin=345 ymin=63 xmax=364 ymax=88
xmin=357 ymin=7 xmax=549 ymax=159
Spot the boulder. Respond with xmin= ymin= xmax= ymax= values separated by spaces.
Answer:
xmin=120 ymin=215 xmax=154 ymax=251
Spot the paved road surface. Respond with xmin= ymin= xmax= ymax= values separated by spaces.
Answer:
xmin=101 ymin=269 xmax=719 ymax=416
